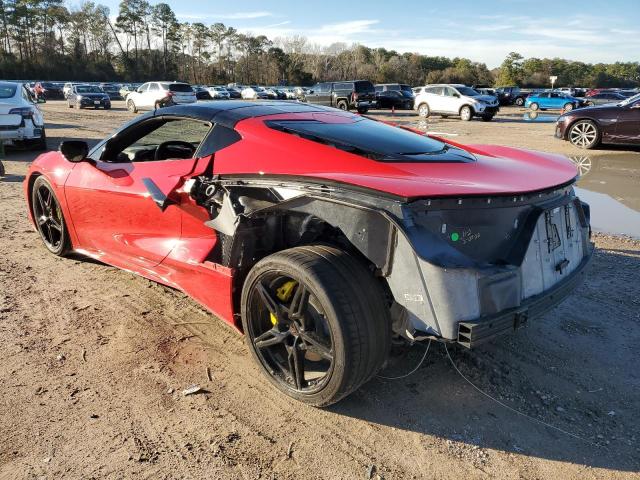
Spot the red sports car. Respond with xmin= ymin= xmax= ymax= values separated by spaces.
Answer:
xmin=25 ymin=101 xmax=593 ymax=406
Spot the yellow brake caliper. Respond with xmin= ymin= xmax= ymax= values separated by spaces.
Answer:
xmin=270 ymin=280 xmax=297 ymax=325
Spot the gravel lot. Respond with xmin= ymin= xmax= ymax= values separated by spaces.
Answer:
xmin=1 ymin=101 xmax=639 ymax=479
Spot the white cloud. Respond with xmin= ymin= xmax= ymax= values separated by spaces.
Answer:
xmin=176 ymin=11 xmax=274 ymax=21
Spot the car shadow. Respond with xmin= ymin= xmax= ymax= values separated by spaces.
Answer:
xmin=325 ymin=248 xmax=640 ymax=473
xmin=0 ymin=174 xmax=25 ymax=183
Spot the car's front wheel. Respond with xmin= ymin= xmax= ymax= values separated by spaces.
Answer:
xmin=337 ymin=100 xmax=348 ymax=111
xmin=563 ymin=103 xmax=574 ymax=111
xmin=31 ymin=176 xmax=72 ymax=256
xmin=515 ymin=97 xmax=525 ymax=106
xmin=460 ymin=105 xmax=473 ymax=121
xmin=241 ymin=245 xmax=391 ymax=407
xmin=568 ymin=120 xmax=600 ymax=149
xmin=356 ymin=107 xmax=368 ymax=114
xmin=481 ymin=114 xmax=494 ymax=122
xmin=530 ymin=102 xmax=539 ymax=111
xmin=127 ymin=99 xmax=137 ymax=113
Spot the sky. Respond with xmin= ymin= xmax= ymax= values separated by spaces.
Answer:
xmin=97 ymin=0 xmax=640 ymax=68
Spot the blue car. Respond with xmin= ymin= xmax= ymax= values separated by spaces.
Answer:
xmin=525 ymin=91 xmax=583 ymax=111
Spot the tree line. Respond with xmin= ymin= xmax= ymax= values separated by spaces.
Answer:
xmin=0 ymin=0 xmax=638 ymax=88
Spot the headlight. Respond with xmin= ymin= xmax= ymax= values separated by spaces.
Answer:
xmin=76 ymin=95 xmax=83 ymax=100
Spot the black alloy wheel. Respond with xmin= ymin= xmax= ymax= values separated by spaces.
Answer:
xmin=31 ymin=176 xmax=71 ymax=256
xmin=241 ymin=245 xmax=390 ymax=406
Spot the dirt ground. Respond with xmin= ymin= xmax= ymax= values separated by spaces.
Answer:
xmin=1 ymin=101 xmax=639 ymax=479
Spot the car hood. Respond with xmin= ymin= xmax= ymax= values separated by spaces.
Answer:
xmin=472 ymin=95 xmax=498 ymax=103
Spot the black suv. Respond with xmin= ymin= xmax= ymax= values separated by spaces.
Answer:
xmin=304 ymin=80 xmax=376 ymax=113
xmin=495 ymin=86 xmax=529 ymax=106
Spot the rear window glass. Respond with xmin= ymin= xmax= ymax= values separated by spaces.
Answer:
xmin=0 ymin=83 xmax=17 ymax=98
xmin=266 ymin=117 xmax=474 ymax=163
xmin=163 ymin=83 xmax=193 ymax=93
xmin=354 ymin=81 xmax=374 ymax=93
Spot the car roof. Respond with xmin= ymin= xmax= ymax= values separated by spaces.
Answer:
xmin=145 ymin=101 xmax=338 ymax=128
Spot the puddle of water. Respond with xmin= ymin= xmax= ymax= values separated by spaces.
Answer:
xmin=569 ymin=153 xmax=640 ymax=238
xmin=500 ymin=111 xmax=559 ymax=123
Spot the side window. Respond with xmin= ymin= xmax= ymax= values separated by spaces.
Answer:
xmin=149 ymin=83 xmax=159 ymax=91
xmin=375 ymin=86 xmax=383 ymax=92
xmin=138 ymin=83 xmax=149 ymax=92
xmin=443 ymin=87 xmax=455 ymax=97
xmin=104 ymin=118 xmax=212 ymax=162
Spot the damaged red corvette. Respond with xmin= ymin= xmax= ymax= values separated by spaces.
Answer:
xmin=24 ymin=101 xmax=593 ymax=406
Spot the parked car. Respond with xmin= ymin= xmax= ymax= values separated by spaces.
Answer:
xmin=224 ymin=86 xmax=242 ymax=99
xmin=375 ymin=84 xmax=414 ymax=109
xmin=265 ymin=87 xmax=287 ymax=100
xmin=495 ymin=86 xmax=529 ymax=106
xmin=556 ymin=93 xmax=640 ymax=149
xmin=119 ymin=84 xmax=142 ymax=99
xmin=100 ymin=83 xmax=123 ymax=100
xmin=206 ymin=86 xmax=231 ymax=99
xmin=0 ymin=81 xmax=46 ymax=149
xmin=66 ymin=84 xmax=111 ymax=110
xmin=525 ymin=91 xmax=584 ymax=111
xmin=304 ymin=80 xmax=376 ymax=113
xmin=40 ymin=82 xmax=64 ymax=100
xmin=374 ymin=89 xmax=413 ymax=110
xmin=413 ymin=84 xmax=499 ymax=121
xmin=24 ymin=100 xmax=593 ymax=406
xmin=241 ymin=86 xmax=270 ymax=100
xmin=583 ymin=92 xmax=626 ymax=106
xmin=280 ymin=87 xmax=298 ymax=99
xmin=126 ymin=82 xmax=196 ymax=112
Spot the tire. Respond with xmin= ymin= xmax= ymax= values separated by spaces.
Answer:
xmin=515 ymin=97 xmax=525 ymax=106
xmin=337 ymin=100 xmax=348 ymax=111
xmin=0 ymin=161 xmax=4 ymax=177
xmin=530 ymin=102 xmax=539 ymax=111
xmin=356 ymin=107 xmax=368 ymax=114
xmin=563 ymin=103 xmax=574 ymax=112
xmin=31 ymin=176 xmax=72 ymax=256
xmin=68 ymin=102 xmax=73 ymax=108
xmin=241 ymin=245 xmax=391 ymax=407
xmin=568 ymin=120 xmax=600 ymax=149
xmin=104 ymin=105 xmax=111 ymax=110
xmin=417 ymin=103 xmax=430 ymax=118
xmin=585 ymin=101 xmax=594 ymax=107
xmin=481 ymin=114 xmax=494 ymax=122
xmin=460 ymin=105 xmax=472 ymax=121
xmin=127 ymin=99 xmax=137 ymax=113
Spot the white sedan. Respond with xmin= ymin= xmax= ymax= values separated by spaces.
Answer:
xmin=206 ymin=86 xmax=231 ymax=99
xmin=0 ymin=81 xmax=46 ymax=150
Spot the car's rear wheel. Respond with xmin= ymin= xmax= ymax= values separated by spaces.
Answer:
xmin=460 ymin=105 xmax=472 ymax=121
xmin=481 ymin=114 xmax=494 ymax=122
xmin=515 ymin=97 xmax=525 ymax=106
xmin=568 ymin=120 xmax=600 ymax=149
xmin=68 ymin=102 xmax=73 ymax=108
xmin=127 ymin=99 xmax=137 ymax=113
xmin=417 ymin=103 xmax=430 ymax=118
xmin=530 ymin=102 xmax=539 ymax=111
xmin=241 ymin=245 xmax=391 ymax=406
xmin=31 ymin=176 xmax=72 ymax=256
xmin=563 ymin=103 xmax=574 ymax=111
xmin=337 ymin=100 xmax=348 ymax=111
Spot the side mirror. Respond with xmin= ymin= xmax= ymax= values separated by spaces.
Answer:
xmin=308 ymin=90 xmax=314 ymax=94
xmin=59 ymin=141 xmax=89 ymax=163
xmin=453 ymin=93 xmax=460 ymax=98
xmin=137 ymin=88 xmax=144 ymax=93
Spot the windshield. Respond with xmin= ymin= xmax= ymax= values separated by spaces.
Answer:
xmin=456 ymin=86 xmax=480 ymax=97
xmin=400 ymin=84 xmax=412 ymax=92
xmin=620 ymin=93 xmax=640 ymax=106
xmin=76 ymin=85 xmax=103 ymax=93
xmin=102 ymin=85 xmax=118 ymax=91
xmin=266 ymin=117 xmax=475 ymax=163
xmin=0 ymin=82 xmax=17 ymax=98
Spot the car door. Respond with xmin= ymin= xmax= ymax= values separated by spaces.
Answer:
xmin=441 ymin=86 xmax=459 ymax=114
xmin=64 ymin=116 xmax=213 ymax=269
xmin=548 ymin=92 xmax=563 ymax=108
xmin=614 ymin=98 xmax=640 ymax=142
xmin=425 ymin=86 xmax=444 ymax=112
